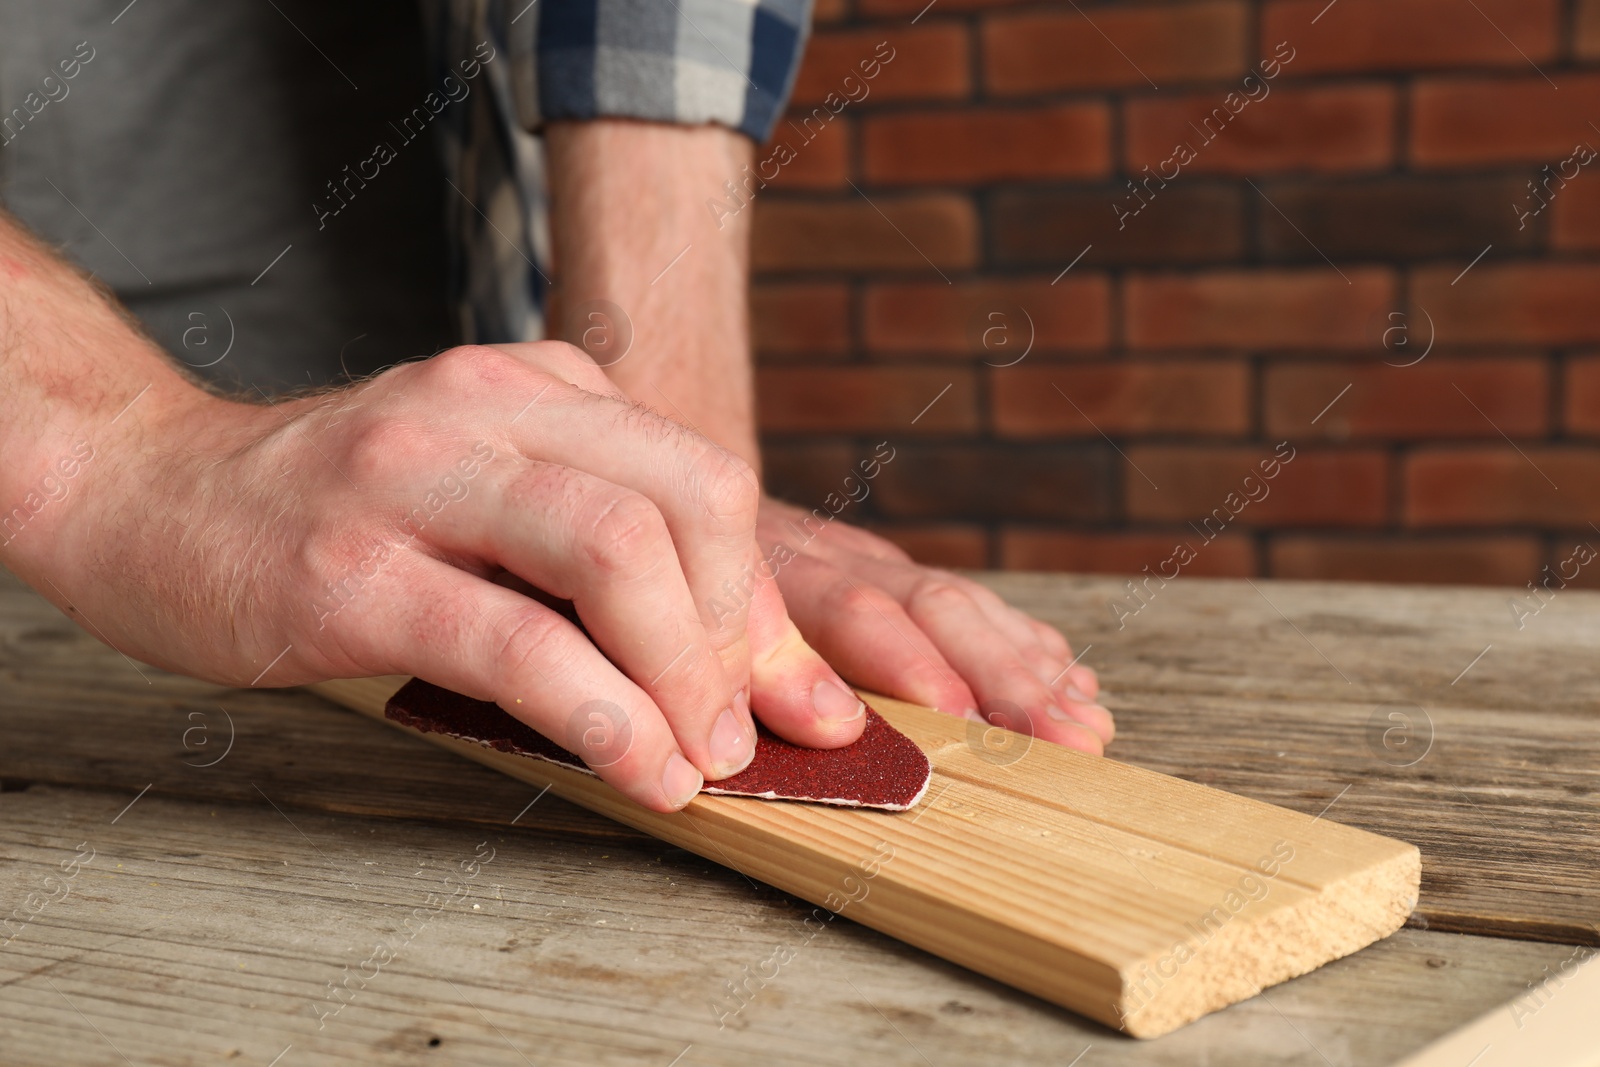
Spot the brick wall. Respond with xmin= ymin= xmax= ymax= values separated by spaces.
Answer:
xmin=749 ymin=0 xmax=1600 ymax=588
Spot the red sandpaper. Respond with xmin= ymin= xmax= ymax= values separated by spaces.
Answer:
xmin=385 ymin=679 xmax=932 ymax=811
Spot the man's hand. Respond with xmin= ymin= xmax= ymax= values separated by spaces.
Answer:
xmin=546 ymin=121 xmax=1113 ymax=753
xmin=755 ymin=498 xmax=1113 ymax=754
xmin=2 ymin=208 xmax=865 ymax=815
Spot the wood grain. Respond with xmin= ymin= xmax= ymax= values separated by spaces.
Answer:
xmin=0 ymin=782 xmax=1574 ymax=1067
xmin=311 ymin=675 xmax=1419 ymax=1037
xmin=983 ymin=573 xmax=1600 ymax=947
xmin=2 ymin=571 xmax=1593 ymax=943
xmin=3 ymin=569 xmax=1598 ymax=1063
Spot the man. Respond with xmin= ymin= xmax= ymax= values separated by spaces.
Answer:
xmin=0 ymin=0 xmax=1110 ymax=813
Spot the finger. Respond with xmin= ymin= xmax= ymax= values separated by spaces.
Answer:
xmin=816 ymin=554 xmax=1111 ymax=748
xmin=348 ymin=554 xmax=703 ymax=813
xmin=830 ymin=553 xmax=1104 ymax=716
xmin=768 ymin=505 xmax=913 ymax=564
xmin=742 ymin=564 xmax=867 ymax=749
xmin=774 ymin=554 xmax=976 ymax=716
xmin=946 ymin=572 xmax=1061 ymax=656
xmin=514 ymin=370 xmax=759 ymax=685
xmin=791 ymin=510 xmax=912 ymax=562
xmin=983 ymin=615 xmax=1100 ymax=707
xmin=819 ymin=550 xmax=1056 ymax=659
xmin=893 ymin=574 xmax=1112 ymax=751
xmin=427 ymin=458 xmax=754 ymax=781
xmin=1020 ymin=614 xmax=1100 ymax=700
xmin=1051 ymin=653 xmax=1100 ymax=703
xmin=413 ymin=346 xmax=761 ymax=694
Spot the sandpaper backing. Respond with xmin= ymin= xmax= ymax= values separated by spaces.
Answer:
xmin=386 ymin=679 xmax=933 ymax=811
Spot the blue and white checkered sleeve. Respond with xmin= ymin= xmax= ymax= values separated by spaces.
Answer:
xmin=530 ymin=0 xmax=812 ymax=142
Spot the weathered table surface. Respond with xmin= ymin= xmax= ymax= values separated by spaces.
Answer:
xmin=2 ymin=569 xmax=1596 ymax=1066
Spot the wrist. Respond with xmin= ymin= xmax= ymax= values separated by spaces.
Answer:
xmin=25 ymin=370 xmax=248 ymax=588
xmin=547 ymin=119 xmax=761 ymax=470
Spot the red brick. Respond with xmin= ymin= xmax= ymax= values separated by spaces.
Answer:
xmin=1124 ymin=268 xmax=1394 ymax=350
xmin=813 ymin=0 xmax=849 ymax=23
xmin=1581 ymin=0 xmax=1600 ymax=59
xmin=761 ymin=115 xmax=850 ymax=190
xmin=1564 ymin=354 xmax=1600 ymax=433
xmin=752 ymin=195 xmax=977 ymax=272
xmin=1550 ymin=176 xmax=1600 ymax=251
xmin=863 ymin=105 xmax=1110 ymax=184
xmin=1412 ymin=264 xmax=1600 ymax=346
xmin=751 ymin=283 xmax=852 ymax=360
xmin=983 ymin=2 xmax=1247 ymax=95
xmin=756 ymin=367 xmax=977 ymax=433
xmin=1259 ymin=176 xmax=1538 ymax=261
xmin=1268 ymin=536 xmax=1542 ymax=585
xmin=872 ymin=444 xmax=1117 ymax=520
xmin=1263 ymin=0 xmax=1558 ymax=76
xmin=865 ymin=523 xmax=990 ymax=568
xmin=1000 ymin=530 xmax=1256 ymax=576
xmin=1412 ymin=74 xmax=1600 ymax=167
xmin=790 ymin=26 xmax=968 ymax=107
xmin=1265 ymin=357 xmax=1548 ymax=440
xmin=863 ymin=277 xmax=1110 ymax=356
xmin=992 ymin=184 xmax=1246 ymax=267
xmin=761 ymin=442 xmax=860 ymax=507
xmin=993 ymin=361 xmax=1249 ymax=438
xmin=1126 ymin=447 xmax=1390 ymax=526
xmin=1405 ymin=448 xmax=1600 ymax=525
xmin=1125 ymin=84 xmax=1395 ymax=175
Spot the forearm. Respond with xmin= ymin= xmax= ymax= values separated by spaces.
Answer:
xmin=0 ymin=211 xmax=217 ymax=586
xmin=545 ymin=120 xmax=760 ymax=473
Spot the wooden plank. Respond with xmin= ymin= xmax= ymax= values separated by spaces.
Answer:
xmin=310 ymin=675 xmax=1418 ymax=1037
xmin=0 ymin=782 xmax=1571 ymax=1066
xmin=2 ymin=570 xmax=1594 ymax=943
xmin=983 ymin=573 xmax=1600 ymax=946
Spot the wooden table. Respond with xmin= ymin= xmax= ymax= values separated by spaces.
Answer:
xmin=2 ymin=570 xmax=1595 ymax=1065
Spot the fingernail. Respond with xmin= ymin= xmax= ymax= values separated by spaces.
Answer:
xmin=734 ymin=686 xmax=752 ymax=727
xmin=1065 ymin=684 xmax=1093 ymax=704
xmin=662 ymin=752 xmax=703 ymax=809
xmin=709 ymin=706 xmax=754 ymax=778
xmin=812 ymin=677 xmax=865 ymax=723
xmin=1046 ymin=703 xmax=1071 ymax=722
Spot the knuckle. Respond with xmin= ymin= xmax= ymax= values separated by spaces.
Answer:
xmin=427 ymin=344 xmax=520 ymax=391
xmin=340 ymin=416 xmax=421 ymax=482
xmin=583 ymin=491 xmax=670 ymax=575
xmin=908 ymin=578 xmax=972 ymax=616
xmin=1003 ymin=660 xmax=1051 ymax=693
xmin=690 ymin=446 xmax=760 ymax=529
xmin=824 ymin=578 xmax=897 ymax=624
xmin=492 ymin=607 xmax=569 ymax=686
xmin=941 ymin=570 xmax=991 ymax=598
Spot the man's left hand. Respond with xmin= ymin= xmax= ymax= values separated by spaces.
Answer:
xmin=753 ymin=498 xmax=1113 ymax=753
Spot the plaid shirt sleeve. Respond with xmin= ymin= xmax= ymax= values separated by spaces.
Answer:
xmin=422 ymin=0 xmax=811 ymax=348
xmin=531 ymin=0 xmax=812 ymax=142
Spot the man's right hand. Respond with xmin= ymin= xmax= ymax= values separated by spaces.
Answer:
xmin=21 ymin=339 xmax=866 ymax=812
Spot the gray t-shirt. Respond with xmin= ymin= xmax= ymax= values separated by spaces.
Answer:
xmin=0 ymin=0 xmax=454 ymax=393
